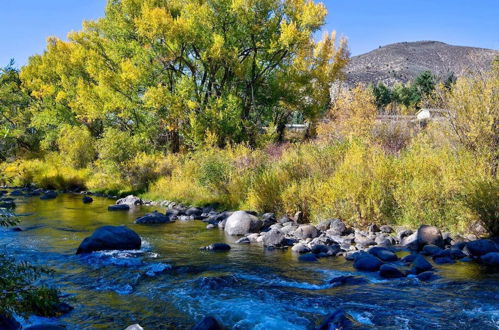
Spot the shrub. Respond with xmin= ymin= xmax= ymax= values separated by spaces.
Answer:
xmin=57 ymin=125 xmax=95 ymax=168
xmin=462 ymin=179 xmax=499 ymax=237
xmin=97 ymin=128 xmax=138 ymax=164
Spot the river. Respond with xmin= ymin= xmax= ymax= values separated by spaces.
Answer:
xmin=1 ymin=193 xmax=498 ymax=329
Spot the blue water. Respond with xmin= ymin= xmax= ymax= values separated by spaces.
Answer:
xmin=1 ymin=193 xmax=498 ymax=329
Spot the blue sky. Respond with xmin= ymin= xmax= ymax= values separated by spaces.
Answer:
xmin=1 ymin=0 xmax=498 ymax=67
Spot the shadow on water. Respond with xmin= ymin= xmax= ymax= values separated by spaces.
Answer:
xmin=0 ymin=193 xmax=498 ymax=329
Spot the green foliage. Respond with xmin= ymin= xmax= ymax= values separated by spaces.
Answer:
xmin=97 ymin=128 xmax=138 ymax=164
xmin=462 ymin=179 xmax=499 ymax=237
xmin=0 ymin=211 xmax=60 ymax=318
xmin=57 ymin=125 xmax=95 ymax=168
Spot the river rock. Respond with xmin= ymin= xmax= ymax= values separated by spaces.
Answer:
xmin=135 ymin=211 xmax=172 ymax=224
xmin=412 ymin=255 xmax=433 ymax=274
xmin=417 ymin=271 xmax=437 ymax=281
xmin=316 ymin=309 xmax=355 ymax=330
xmin=379 ymin=264 xmax=405 ymax=278
xmin=368 ymin=246 xmax=398 ymax=262
xmin=433 ymin=256 xmax=455 ymax=264
xmin=298 ymin=253 xmax=318 ymax=262
xmin=262 ymin=229 xmax=286 ymax=247
xmin=464 ymin=239 xmax=498 ymax=257
xmin=368 ymin=224 xmax=380 ymax=233
xmin=481 ymin=252 xmax=499 ymax=266
xmin=116 ymin=195 xmax=142 ymax=206
xmin=9 ymin=190 xmax=24 ymax=196
xmin=235 ymin=237 xmax=250 ymax=244
xmin=291 ymin=243 xmax=310 ymax=254
xmin=417 ymin=225 xmax=444 ymax=249
xmin=294 ymin=225 xmax=318 ymax=239
xmin=353 ymin=253 xmax=383 ymax=271
xmin=327 ymin=219 xmax=348 ymax=236
xmin=201 ymin=243 xmax=231 ymax=251
xmin=329 ymin=275 xmax=368 ymax=286
xmin=108 ymin=204 xmax=130 ymax=211
xmin=401 ymin=232 xmax=418 ymax=250
xmin=422 ymin=244 xmax=443 ymax=256
xmin=76 ymin=225 xmax=141 ymax=254
xmin=195 ymin=275 xmax=238 ymax=290
xmin=82 ymin=196 xmax=93 ymax=204
xmin=261 ymin=213 xmax=277 ymax=227
xmin=185 ymin=207 xmax=203 ymax=217
xmin=192 ymin=316 xmax=225 ymax=330
xmin=40 ymin=191 xmax=57 ymax=200
xmin=224 ymin=211 xmax=262 ymax=236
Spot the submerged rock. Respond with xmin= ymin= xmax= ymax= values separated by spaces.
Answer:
xmin=108 ymin=204 xmax=130 ymax=211
xmin=329 ymin=275 xmax=368 ymax=286
xmin=0 ymin=314 xmax=21 ymax=330
xmin=200 ymin=243 xmax=231 ymax=251
xmin=195 ymin=275 xmax=238 ymax=290
xmin=9 ymin=190 xmax=24 ymax=196
xmin=40 ymin=191 xmax=57 ymax=200
xmin=82 ymin=196 xmax=93 ymax=204
xmin=298 ymin=253 xmax=318 ymax=262
xmin=315 ymin=309 xmax=355 ymax=330
xmin=192 ymin=316 xmax=225 ymax=330
xmin=76 ymin=225 xmax=141 ymax=254
xmin=224 ymin=211 xmax=262 ymax=236
xmin=135 ymin=211 xmax=172 ymax=224
xmin=24 ymin=325 xmax=65 ymax=330
xmin=0 ymin=201 xmax=15 ymax=209
xmin=417 ymin=271 xmax=437 ymax=281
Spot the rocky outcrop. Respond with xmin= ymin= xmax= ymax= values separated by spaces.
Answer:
xmin=76 ymin=225 xmax=141 ymax=254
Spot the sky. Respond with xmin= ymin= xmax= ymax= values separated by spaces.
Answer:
xmin=1 ymin=0 xmax=498 ymax=67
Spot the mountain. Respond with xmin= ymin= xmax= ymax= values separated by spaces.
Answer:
xmin=344 ymin=41 xmax=499 ymax=87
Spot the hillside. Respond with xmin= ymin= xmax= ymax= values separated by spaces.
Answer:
xmin=344 ymin=41 xmax=499 ymax=87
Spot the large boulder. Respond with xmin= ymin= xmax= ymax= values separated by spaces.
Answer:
xmin=353 ymin=253 xmax=383 ymax=272
xmin=326 ymin=219 xmax=348 ymax=236
xmin=116 ymin=195 xmax=142 ymax=206
xmin=262 ymin=229 xmax=286 ymax=247
xmin=76 ymin=225 xmax=141 ymax=254
xmin=416 ymin=225 xmax=444 ymax=249
xmin=192 ymin=316 xmax=225 ymax=330
xmin=224 ymin=211 xmax=262 ymax=236
xmin=401 ymin=232 xmax=418 ymax=250
xmin=294 ymin=225 xmax=319 ymax=239
xmin=411 ymin=255 xmax=433 ymax=274
xmin=465 ymin=239 xmax=498 ymax=257
xmin=135 ymin=211 xmax=173 ymax=224
xmin=291 ymin=243 xmax=311 ymax=254
xmin=481 ymin=252 xmax=499 ymax=266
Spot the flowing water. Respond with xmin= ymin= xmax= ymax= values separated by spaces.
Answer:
xmin=1 ymin=193 xmax=498 ymax=329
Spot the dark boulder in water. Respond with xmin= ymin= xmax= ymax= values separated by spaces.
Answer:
xmin=465 ymin=239 xmax=498 ymax=257
xmin=481 ymin=252 xmax=499 ymax=266
xmin=40 ymin=191 xmax=57 ymax=200
xmin=200 ymin=243 xmax=231 ymax=251
xmin=195 ymin=275 xmax=238 ymax=290
xmin=185 ymin=207 xmax=203 ymax=217
xmin=422 ymin=244 xmax=443 ymax=256
xmin=82 ymin=196 xmax=93 ymax=204
xmin=433 ymin=256 xmax=455 ymax=264
xmin=379 ymin=264 xmax=405 ymax=278
xmin=353 ymin=253 xmax=383 ymax=271
xmin=9 ymin=190 xmax=24 ymax=196
xmin=411 ymin=255 xmax=433 ymax=274
xmin=417 ymin=271 xmax=437 ymax=281
xmin=329 ymin=275 xmax=368 ymax=286
xmin=24 ymin=325 xmax=66 ymax=330
xmin=0 ymin=201 xmax=16 ymax=209
xmin=135 ymin=211 xmax=172 ymax=224
xmin=108 ymin=204 xmax=130 ymax=211
xmin=368 ymin=246 xmax=398 ymax=262
xmin=315 ymin=309 xmax=355 ymax=330
xmin=76 ymin=225 xmax=141 ymax=254
xmin=192 ymin=316 xmax=225 ymax=330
